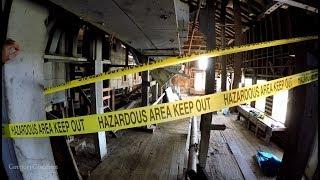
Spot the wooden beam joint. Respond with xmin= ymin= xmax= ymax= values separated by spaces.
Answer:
xmin=210 ymin=124 xmax=226 ymax=130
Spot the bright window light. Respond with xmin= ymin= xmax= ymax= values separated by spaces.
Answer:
xmin=227 ymin=74 xmax=231 ymax=91
xmin=256 ymin=79 xmax=267 ymax=112
xmin=272 ymin=90 xmax=288 ymax=123
xmin=244 ymin=78 xmax=252 ymax=86
xmin=216 ymin=77 xmax=221 ymax=92
xmin=243 ymin=78 xmax=252 ymax=105
xmin=197 ymin=57 xmax=208 ymax=70
xmin=194 ymin=72 xmax=205 ymax=91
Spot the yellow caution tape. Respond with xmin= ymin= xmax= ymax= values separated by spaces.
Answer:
xmin=44 ymin=36 xmax=318 ymax=95
xmin=3 ymin=69 xmax=318 ymax=138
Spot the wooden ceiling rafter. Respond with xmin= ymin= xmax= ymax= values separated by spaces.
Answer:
xmin=182 ymin=0 xmax=272 ymax=59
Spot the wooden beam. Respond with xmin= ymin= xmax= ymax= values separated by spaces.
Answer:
xmin=221 ymin=0 xmax=227 ymax=92
xmin=152 ymin=92 xmax=165 ymax=105
xmin=274 ymin=0 xmax=318 ymax=13
xmin=106 ymin=64 xmax=134 ymax=67
xmin=94 ymin=35 xmax=107 ymax=160
xmin=250 ymin=71 xmax=257 ymax=107
xmin=141 ymin=56 xmax=154 ymax=132
xmin=210 ymin=124 xmax=226 ymax=130
xmin=199 ymin=0 xmax=216 ymax=168
xmin=44 ymin=54 xmax=88 ymax=63
xmin=257 ymin=2 xmax=284 ymax=20
xmin=224 ymin=137 xmax=257 ymax=180
xmin=232 ymin=0 xmax=243 ymax=89
xmin=278 ymin=40 xmax=318 ymax=179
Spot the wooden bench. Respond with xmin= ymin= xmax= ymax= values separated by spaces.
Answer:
xmin=237 ymin=105 xmax=286 ymax=143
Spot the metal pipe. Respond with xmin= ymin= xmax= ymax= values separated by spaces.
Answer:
xmin=187 ymin=116 xmax=198 ymax=173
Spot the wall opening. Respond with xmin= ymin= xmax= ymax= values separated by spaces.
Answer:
xmin=256 ymin=79 xmax=267 ymax=112
xmin=272 ymin=90 xmax=288 ymax=123
xmin=194 ymin=71 xmax=205 ymax=92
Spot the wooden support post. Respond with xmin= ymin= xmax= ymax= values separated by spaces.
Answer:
xmin=111 ymin=88 xmax=115 ymax=111
xmin=141 ymin=56 xmax=150 ymax=107
xmin=64 ymin=25 xmax=79 ymax=57
xmin=220 ymin=0 xmax=227 ymax=91
xmin=232 ymin=0 xmax=242 ymax=89
xmin=141 ymin=56 xmax=155 ymax=132
xmin=252 ymin=25 xmax=257 ymax=75
xmin=250 ymin=72 xmax=257 ymax=107
xmin=49 ymin=26 xmax=83 ymax=180
xmin=264 ymin=19 xmax=268 ymax=76
xmin=48 ymin=28 xmax=62 ymax=54
xmin=278 ymin=41 xmax=318 ymax=179
xmin=199 ymin=0 xmax=216 ymax=168
xmin=83 ymin=30 xmax=108 ymax=160
xmin=151 ymin=82 xmax=159 ymax=103
xmin=156 ymin=82 xmax=159 ymax=99
xmin=84 ymin=31 xmax=101 ymax=157
xmin=248 ymin=26 xmax=258 ymax=109
xmin=49 ymin=114 xmax=82 ymax=179
xmin=94 ymin=35 xmax=107 ymax=160
xmin=65 ymin=27 xmax=78 ymax=117
xmin=125 ymin=47 xmax=129 ymax=66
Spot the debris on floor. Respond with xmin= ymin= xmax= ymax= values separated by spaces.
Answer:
xmin=222 ymin=108 xmax=230 ymax=116
xmin=256 ymin=151 xmax=281 ymax=177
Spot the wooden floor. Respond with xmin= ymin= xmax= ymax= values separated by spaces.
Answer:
xmin=89 ymin=119 xmax=190 ymax=180
xmin=204 ymin=113 xmax=283 ymax=180
xmin=88 ymin=113 xmax=283 ymax=180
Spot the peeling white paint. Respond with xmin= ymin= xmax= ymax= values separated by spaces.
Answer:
xmin=4 ymin=0 xmax=59 ymax=179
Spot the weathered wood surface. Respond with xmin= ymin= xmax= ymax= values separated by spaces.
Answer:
xmin=204 ymin=114 xmax=283 ymax=180
xmin=88 ymin=113 xmax=282 ymax=180
xmin=89 ymin=119 xmax=189 ymax=180
xmin=226 ymin=139 xmax=257 ymax=180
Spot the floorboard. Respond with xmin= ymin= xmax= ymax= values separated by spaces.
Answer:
xmin=89 ymin=119 xmax=190 ymax=180
xmin=204 ymin=113 xmax=283 ymax=180
xmin=88 ymin=113 xmax=283 ymax=180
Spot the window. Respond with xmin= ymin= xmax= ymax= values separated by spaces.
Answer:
xmin=197 ymin=57 xmax=208 ymax=70
xmin=194 ymin=72 xmax=205 ymax=91
xmin=216 ymin=77 xmax=221 ymax=92
xmin=227 ymin=73 xmax=232 ymax=91
xmin=255 ymin=79 xmax=267 ymax=112
xmin=243 ymin=77 xmax=253 ymax=105
xmin=244 ymin=78 xmax=252 ymax=86
xmin=272 ymin=90 xmax=288 ymax=123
